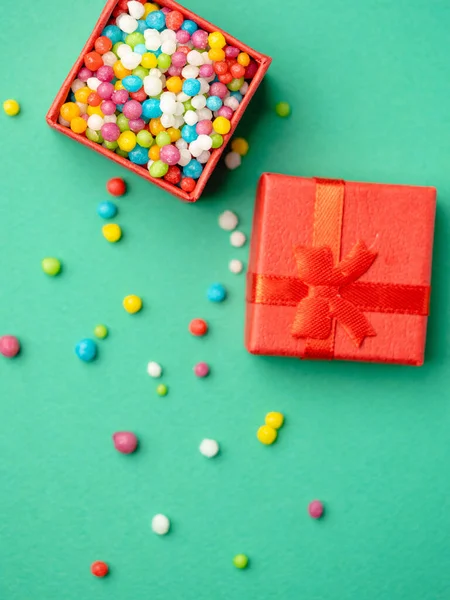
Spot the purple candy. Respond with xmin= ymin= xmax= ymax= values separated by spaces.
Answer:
xmin=101 ymin=100 xmax=116 ymax=115
xmin=176 ymin=29 xmax=190 ymax=43
xmin=160 ymin=144 xmax=181 ymax=166
xmin=217 ymin=106 xmax=233 ymax=119
xmin=112 ymin=431 xmax=138 ymax=454
xmin=97 ymin=65 xmax=114 ymax=82
xmin=98 ymin=82 xmax=114 ymax=100
xmin=199 ymin=64 xmax=213 ymax=78
xmin=101 ymin=122 xmax=120 ymax=142
xmin=171 ymin=51 xmax=187 ymax=68
xmin=225 ymin=46 xmax=240 ymax=58
xmin=196 ymin=119 xmax=213 ymax=135
xmin=123 ymin=100 xmax=142 ymax=120
xmin=209 ymin=82 xmax=227 ymax=99
xmin=78 ymin=67 xmax=92 ymax=82
xmin=128 ymin=118 xmax=145 ymax=132
xmin=191 ymin=29 xmax=208 ymax=49
xmin=111 ymin=89 xmax=129 ymax=105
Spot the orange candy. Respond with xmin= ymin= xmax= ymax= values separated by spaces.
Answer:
xmin=166 ymin=76 xmax=183 ymax=94
xmin=230 ymin=63 xmax=245 ymax=79
xmin=149 ymin=118 xmax=165 ymax=136
xmin=113 ymin=61 xmax=132 ymax=79
xmin=167 ymin=127 xmax=181 ymax=142
xmin=95 ymin=36 xmax=113 ymax=54
xmin=84 ymin=51 xmax=103 ymax=71
xmin=237 ymin=52 xmax=250 ymax=67
xmin=74 ymin=87 xmax=92 ymax=104
xmin=87 ymin=92 xmax=102 ymax=107
xmin=149 ymin=145 xmax=160 ymax=160
xmin=60 ymin=102 xmax=81 ymax=122
xmin=70 ymin=116 xmax=88 ymax=134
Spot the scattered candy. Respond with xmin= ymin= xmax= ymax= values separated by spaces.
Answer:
xmin=41 ymin=257 xmax=61 ymax=276
xmin=275 ymin=101 xmax=291 ymax=117
xmin=107 ymin=177 xmax=126 ymax=196
xmin=123 ymin=294 xmax=143 ymax=314
xmin=156 ymin=383 xmax=168 ymax=396
xmin=218 ymin=210 xmax=238 ymax=231
xmin=75 ymin=338 xmax=97 ymax=362
xmin=230 ymin=231 xmax=246 ymax=247
xmin=265 ymin=412 xmax=284 ymax=430
xmin=147 ymin=361 xmax=162 ymax=377
xmin=97 ymin=200 xmax=118 ymax=219
xmin=152 ymin=513 xmax=170 ymax=535
xmin=229 ymin=259 xmax=243 ymax=274
xmin=231 ymin=137 xmax=249 ymax=156
xmin=3 ymin=99 xmax=20 ymax=116
xmin=224 ymin=151 xmax=241 ymax=170
xmin=189 ymin=318 xmax=208 ymax=336
xmin=257 ymin=424 xmax=277 ymax=445
xmin=0 ymin=335 xmax=20 ymax=358
xmin=102 ymin=223 xmax=122 ymax=242
xmin=91 ymin=561 xmax=109 ymax=578
xmin=194 ymin=362 xmax=209 ymax=377
xmin=207 ymin=283 xmax=226 ymax=302
xmin=59 ymin=5 xmax=260 ymax=193
xmin=113 ymin=431 xmax=138 ymax=454
xmin=308 ymin=500 xmax=324 ymax=519
xmin=233 ymin=554 xmax=249 ymax=569
xmin=199 ymin=438 xmax=219 ymax=457
xmin=94 ymin=324 xmax=108 ymax=339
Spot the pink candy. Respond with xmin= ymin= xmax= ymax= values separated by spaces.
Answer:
xmin=199 ymin=64 xmax=213 ymax=78
xmin=225 ymin=46 xmax=240 ymax=58
xmin=217 ymin=106 xmax=233 ymax=120
xmin=160 ymin=144 xmax=181 ymax=166
xmin=196 ymin=120 xmax=213 ymax=135
xmin=210 ymin=82 xmax=227 ymax=99
xmin=113 ymin=431 xmax=138 ymax=454
xmin=0 ymin=335 xmax=20 ymax=358
xmin=168 ymin=65 xmax=182 ymax=77
xmin=111 ymin=89 xmax=128 ymax=105
xmin=129 ymin=118 xmax=145 ymax=132
xmin=176 ymin=29 xmax=190 ymax=43
xmin=97 ymin=65 xmax=114 ymax=82
xmin=123 ymin=100 xmax=142 ymax=120
xmin=308 ymin=500 xmax=324 ymax=519
xmin=101 ymin=100 xmax=116 ymax=115
xmin=78 ymin=67 xmax=92 ymax=82
xmin=194 ymin=362 xmax=209 ymax=377
xmin=98 ymin=82 xmax=114 ymax=100
xmin=101 ymin=122 xmax=120 ymax=142
xmin=191 ymin=29 xmax=208 ymax=49
xmin=171 ymin=51 xmax=187 ymax=68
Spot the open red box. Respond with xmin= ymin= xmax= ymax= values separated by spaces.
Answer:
xmin=46 ymin=0 xmax=271 ymax=201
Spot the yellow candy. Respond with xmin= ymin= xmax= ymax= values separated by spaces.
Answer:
xmin=213 ymin=116 xmax=231 ymax=135
xmin=149 ymin=118 xmax=165 ymax=136
xmin=87 ymin=105 xmax=104 ymax=117
xmin=257 ymin=425 xmax=277 ymax=445
xmin=208 ymin=31 xmax=226 ymax=49
xmin=143 ymin=2 xmax=158 ymax=18
xmin=102 ymin=223 xmax=122 ymax=243
xmin=118 ymin=131 xmax=137 ymax=152
xmin=166 ymin=76 xmax=182 ymax=94
xmin=237 ymin=52 xmax=250 ymax=67
xmin=167 ymin=127 xmax=181 ymax=142
xmin=113 ymin=60 xmax=132 ymax=79
xmin=74 ymin=87 xmax=91 ymax=104
xmin=231 ymin=138 xmax=249 ymax=156
xmin=70 ymin=116 xmax=88 ymax=134
xmin=208 ymin=48 xmax=225 ymax=62
xmin=123 ymin=295 xmax=143 ymax=314
xmin=114 ymin=80 xmax=125 ymax=91
xmin=60 ymin=102 xmax=81 ymax=122
xmin=265 ymin=412 xmax=284 ymax=430
xmin=3 ymin=99 xmax=20 ymax=116
xmin=141 ymin=52 xmax=158 ymax=69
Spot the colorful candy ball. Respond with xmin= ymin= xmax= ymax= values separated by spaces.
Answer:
xmin=194 ymin=362 xmax=209 ymax=377
xmin=0 ymin=335 xmax=20 ymax=358
xmin=233 ymin=554 xmax=249 ymax=569
xmin=147 ymin=361 xmax=162 ymax=378
xmin=91 ymin=561 xmax=109 ymax=578
xmin=3 ymin=99 xmax=20 ymax=116
xmin=107 ymin=177 xmax=126 ymax=196
xmin=207 ymin=283 xmax=226 ymax=303
xmin=308 ymin=500 xmax=324 ymax=519
xmin=152 ymin=514 xmax=170 ymax=535
xmin=94 ymin=324 xmax=108 ymax=339
xmin=41 ymin=257 xmax=61 ymax=276
xmin=123 ymin=294 xmax=143 ymax=314
xmin=75 ymin=338 xmax=97 ymax=362
xmin=257 ymin=425 xmax=277 ymax=445
xmin=199 ymin=438 xmax=219 ymax=458
xmin=113 ymin=431 xmax=138 ymax=454
xmin=275 ymin=101 xmax=291 ymax=117
xmin=102 ymin=223 xmax=122 ymax=242
xmin=189 ymin=318 xmax=208 ymax=336
xmin=97 ymin=200 xmax=118 ymax=219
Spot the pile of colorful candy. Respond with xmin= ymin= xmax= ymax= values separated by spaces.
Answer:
xmin=58 ymin=0 xmax=259 ymax=193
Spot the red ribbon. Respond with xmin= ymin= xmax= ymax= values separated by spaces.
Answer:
xmin=247 ymin=178 xmax=430 ymax=359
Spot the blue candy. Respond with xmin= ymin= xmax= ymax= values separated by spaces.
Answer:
xmin=97 ymin=201 xmax=118 ymax=219
xmin=75 ymin=339 xmax=97 ymax=362
xmin=136 ymin=19 xmax=148 ymax=33
xmin=230 ymin=91 xmax=243 ymax=102
xmin=206 ymin=95 xmax=222 ymax=111
xmin=181 ymin=19 xmax=198 ymax=34
xmin=129 ymin=145 xmax=149 ymax=165
xmin=207 ymin=283 xmax=227 ymax=303
xmin=182 ymin=78 xmax=201 ymax=97
xmin=154 ymin=48 xmax=162 ymax=57
xmin=122 ymin=75 xmax=143 ymax=92
xmin=134 ymin=43 xmax=147 ymax=55
xmin=181 ymin=124 xmax=198 ymax=143
xmin=146 ymin=10 xmax=166 ymax=30
xmin=183 ymin=159 xmax=203 ymax=179
xmin=102 ymin=25 xmax=122 ymax=45
xmin=142 ymin=98 xmax=162 ymax=119
xmin=121 ymin=31 xmax=128 ymax=42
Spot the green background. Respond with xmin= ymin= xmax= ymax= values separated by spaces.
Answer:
xmin=1 ymin=1 xmax=450 ymax=598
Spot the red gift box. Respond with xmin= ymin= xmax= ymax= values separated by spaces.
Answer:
xmin=245 ymin=174 xmax=436 ymax=365
xmin=46 ymin=0 xmax=271 ymax=202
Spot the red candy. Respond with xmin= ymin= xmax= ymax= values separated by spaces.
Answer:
xmin=84 ymin=51 xmax=103 ymax=72
xmin=0 ymin=335 xmax=20 ymax=358
xmin=245 ymin=61 xmax=258 ymax=79
xmin=130 ymin=88 xmax=147 ymax=102
xmin=218 ymin=72 xmax=233 ymax=85
xmin=230 ymin=63 xmax=245 ymax=78
xmin=164 ymin=165 xmax=182 ymax=185
xmin=91 ymin=561 xmax=109 ymax=578
xmin=87 ymin=92 xmax=102 ymax=107
xmin=107 ymin=177 xmax=126 ymax=196
xmin=214 ymin=61 xmax=228 ymax=76
xmin=189 ymin=319 xmax=208 ymax=336
xmin=181 ymin=178 xmax=196 ymax=193
xmin=95 ymin=36 xmax=112 ymax=54
xmin=166 ymin=10 xmax=184 ymax=30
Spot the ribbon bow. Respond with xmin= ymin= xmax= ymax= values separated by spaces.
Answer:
xmin=291 ymin=242 xmax=377 ymax=346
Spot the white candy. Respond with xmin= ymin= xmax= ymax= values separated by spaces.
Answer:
xmin=176 ymin=138 xmax=188 ymax=150
xmin=116 ymin=13 xmax=138 ymax=34
xmin=87 ymin=77 xmax=101 ymax=91
xmin=196 ymin=107 xmax=212 ymax=121
xmin=121 ymin=52 xmax=142 ymax=70
xmin=151 ymin=514 xmax=170 ymax=535
xmin=145 ymin=35 xmax=161 ymax=51
xmin=182 ymin=65 xmax=199 ymax=79
xmin=173 ymin=115 xmax=185 ymax=128
xmin=76 ymin=102 xmax=87 ymax=113
xmin=199 ymin=439 xmax=219 ymax=458
xmin=191 ymin=94 xmax=206 ymax=110
xmin=71 ymin=79 xmax=85 ymax=93
xmin=144 ymin=28 xmax=160 ymax=38
xmin=161 ymin=113 xmax=175 ymax=128
xmin=149 ymin=68 xmax=162 ymax=78
xmin=58 ymin=115 xmax=70 ymax=127
xmin=174 ymin=102 xmax=185 ymax=116
xmin=102 ymin=51 xmax=117 ymax=67
xmin=189 ymin=141 xmax=203 ymax=158
xmin=117 ymin=43 xmax=132 ymax=59
xmin=147 ymin=361 xmax=162 ymax=378
xmin=104 ymin=114 xmax=117 ymax=123
xmin=161 ymin=40 xmax=176 ymax=55
xmin=184 ymin=110 xmax=198 ymax=126
xmin=144 ymin=75 xmax=163 ymax=97
xmin=225 ymin=152 xmax=242 ymax=171
xmin=87 ymin=114 xmax=104 ymax=131
xmin=147 ymin=159 xmax=154 ymax=169
xmin=198 ymin=78 xmax=210 ymax=94
xmin=218 ymin=210 xmax=238 ymax=231
xmin=178 ymin=148 xmax=192 ymax=167
xmin=197 ymin=134 xmax=212 ymax=151
xmin=224 ymin=97 xmax=239 ymax=111
xmin=240 ymin=82 xmax=249 ymax=95
xmin=127 ymin=0 xmax=145 ymax=19
xmin=160 ymin=95 xmax=176 ymax=114
xmin=161 ymin=91 xmax=176 ymax=100
xmin=229 ymin=259 xmax=243 ymax=274
xmin=187 ymin=50 xmax=203 ymax=66
xmin=160 ymin=29 xmax=176 ymax=42
xmin=197 ymin=150 xmax=210 ymax=164
xmin=230 ymin=231 xmax=246 ymax=247
xmin=177 ymin=92 xmax=190 ymax=103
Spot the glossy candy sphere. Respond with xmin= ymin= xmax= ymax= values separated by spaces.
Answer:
xmin=189 ymin=318 xmax=208 ymax=336
xmin=308 ymin=500 xmax=324 ymax=519
xmin=75 ymin=339 xmax=97 ymax=362
xmin=0 ymin=335 xmax=20 ymax=358
xmin=233 ymin=554 xmax=249 ymax=569
xmin=123 ymin=295 xmax=143 ymax=314
xmin=42 ymin=257 xmax=61 ymax=276
xmin=275 ymin=101 xmax=291 ymax=117
xmin=107 ymin=177 xmax=126 ymax=196
xmin=207 ymin=283 xmax=226 ymax=302
xmin=91 ymin=561 xmax=109 ymax=578
xmin=102 ymin=223 xmax=122 ymax=242
xmin=3 ymin=99 xmax=20 ymax=116
xmin=257 ymin=425 xmax=277 ymax=445
xmin=94 ymin=324 xmax=108 ymax=339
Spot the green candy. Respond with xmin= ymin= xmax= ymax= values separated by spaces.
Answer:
xmin=210 ymin=133 xmax=224 ymax=149
xmin=149 ymin=160 xmax=169 ymax=178
xmin=132 ymin=66 xmax=149 ymax=80
xmin=275 ymin=101 xmax=291 ymax=117
xmin=86 ymin=128 xmax=103 ymax=143
xmin=41 ymin=257 xmax=61 ymax=276
xmin=228 ymin=77 xmax=244 ymax=92
xmin=233 ymin=554 xmax=249 ymax=569
xmin=137 ymin=130 xmax=154 ymax=148
xmin=125 ymin=32 xmax=145 ymax=48
xmin=183 ymin=100 xmax=193 ymax=112
xmin=117 ymin=114 xmax=130 ymax=132
xmin=156 ymin=383 xmax=168 ymax=396
xmin=155 ymin=131 xmax=171 ymax=147
xmin=116 ymin=148 xmax=129 ymax=158
xmin=103 ymin=140 xmax=118 ymax=150
xmin=157 ymin=53 xmax=171 ymax=70
xmin=93 ymin=324 xmax=108 ymax=339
